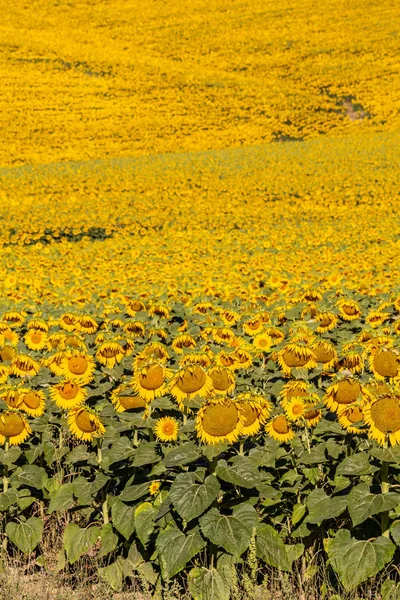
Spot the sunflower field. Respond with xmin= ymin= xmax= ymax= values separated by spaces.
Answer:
xmin=2 ymin=0 xmax=400 ymax=598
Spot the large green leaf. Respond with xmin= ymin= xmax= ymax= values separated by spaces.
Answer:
xmin=72 ymin=473 xmax=109 ymax=504
xmin=157 ymin=526 xmax=206 ymax=580
xmin=306 ymin=489 xmax=347 ymax=524
xmin=134 ymin=502 xmax=158 ymax=547
xmin=199 ymin=504 xmax=258 ymax=557
xmin=327 ymin=529 xmax=395 ymax=590
xmin=98 ymin=557 xmax=125 ymax=591
xmin=170 ymin=473 xmax=220 ymax=522
xmin=6 ymin=517 xmax=43 ymax=554
xmin=215 ymin=456 xmax=260 ymax=489
xmin=163 ymin=442 xmax=201 ymax=467
xmin=63 ymin=523 xmax=100 ymax=564
xmin=111 ymin=500 xmax=135 ymax=540
xmin=256 ymin=523 xmax=303 ymax=572
xmin=131 ymin=442 xmax=161 ymax=467
xmin=119 ymin=482 xmax=149 ymax=502
xmin=336 ymin=453 xmax=376 ymax=476
xmin=48 ymin=483 xmax=75 ymax=513
xmin=108 ymin=437 xmax=136 ymax=465
xmin=348 ymin=484 xmax=400 ymax=527
xmin=188 ymin=567 xmax=230 ymax=600
xmin=10 ymin=465 xmax=47 ymax=490
xmin=98 ymin=523 xmax=119 ymax=558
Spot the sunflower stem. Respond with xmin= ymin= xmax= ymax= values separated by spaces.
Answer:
xmin=96 ymin=439 xmax=109 ymax=525
xmin=239 ymin=441 xmax=244 ymax=455
xmin=381 ymin=458 xmax=390 ymax=537
xmin=304 ymin=426 xmax=311 ymax=453
xmin=2 ymin=438 xmax=9 ymax=551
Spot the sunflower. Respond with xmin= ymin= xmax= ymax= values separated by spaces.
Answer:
xmin=77 ymin=315 xmax=98 ymax=334
xmin=219 ymin=309 xmax=241 ymax=326
xmin=209 ymin=366 xmax=235 ymax=395
xmin=154 ymin=416 xmax=179 ymax=442
xmin=315 ymin=312 xmax=338 ymax=334
xmin=149 ymin=481 xmax=161 ymax=496
xmin=243 ymin=318 xmax=264 ymax=336
xmin=0 ymin=410 xmax=31 ymax=445
xmin=265 ymin=415 xmax=295 ymax=443
xmin=125 ymin=299 xmax=146 ymax=316
xmin=0 ymin=387 xmax=22 ymax=409
xmin=179 ymin=351 xmax=212 ymax=368
xmin=59 ymin=313 xmax=78 ymax=332
xmin=139 ymin=341 xmax=170 ymax=363
xmin=277 ymin=343 xmax=317 ymax=376
xmin=123 ymin=321 xmax=146 ymax=337
xmin=339 ymin=348 xmax=364 ymax=374
xmin=337 ymin=404 xmax=366 ymax=434
xmin=2 ymin=312 xmax=25 ymax=328
xmin=366 ymin=311 xmax=390 ymax=328
xmin=0 ymin=345 xmax=16 ymax=363
xmin=196 ymin=399 xmax=245 ymax=445
xmin=364 ymin=393 xmax=400 ymax=446
xmin=10 ymin=354 xmax=40 ymax=378
xmin=337 ymin=300 xmax=361 ymax=321
xmin=280 ymin=380 xmax=310 ymax=408
xmin=64 ymin=334 xmax=87 ymax=351
xmin=68 ymin=407 xmax=105 ymax=442
xmin=2 ymin=329 xmax=19 ymax=346
xmin=231 ymin=348 xmax=253 ymax=370
xmin=147 ymin=327 xmax=168 ymax=341
xmin=169 ymin=366 xmax=213 ymax=405
xmin=49 ymin=381 xmax=87 ymax=409
xmin=236 ymin=393 xmax=272 ymax=436
xmin=302 ymin=290 xmax=322 ymax=303
xmin=311 ymin=340 xmax=338 ymax=369
xmin=132 ymin=363 xmax=171 ymax=401
xmin=27 ymin=318 xmax=48 ymax=332
xmin=171 ymin=334 xmax=197 ymax=354
xmin=253 ymin=333 xmax=273 ymax=354
xmin=193 ymin=302 xmax=214 ymax=315
xmin=96 ymin=341 xmax=125 ymax=368
xmin=0 ymin=365 xmax=9 ymax=384
xmin=284 ymin=397 xmax=308 ymax=422
xmin=111 ymin=386 xmax=148 ymax=413
xmin=215 ymin=351 xmax=237 ymax=369
xmin=61 ymin=351 xmax=95 ymax=384
xmin=303 ymin=407 xmax=323 ymax=427
xmin=324 ymin=378 xmax=364 ymax=412
xmin=46 ymin=351 xmax=66 ymax=376
xmin=370 ymin=349 xmax=400 ymax=380
xmin=148 ymin=304 xmax=170 ymax=319
xmin=212 ymin=327 xmax=236 ymax=344
xmin=24 ymin=329 xmax=47 ymax=352
xmin=18 ymin=389 xmax=46 ymax=417
xmin=265 ymin=327 xmax=285 ymax=345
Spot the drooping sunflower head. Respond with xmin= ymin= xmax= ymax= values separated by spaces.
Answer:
xmin=96 ymin=341 xmax=125 ymax=368
xmin=68 ymin=407 xmax=105 ymax=442
xmin=2 ymin=312 xmax=25 ymax=328
xmin=337 ymin=299 xmax=361 ymax=321
xmin=338 ymin=345 xmax=364 ymax=374
xmin=111 ymin=385 xmax=148 ymax=414
xmin=337 ymin=404 xmax=366 ymax=434
xmin=236 ymin=393 xmax=272 ymax=436
xmin=219 ymin=309 xmax=241 ymax=326
xmin=0 ymin=410 xmax=32 ymax=445
xmin=140 ymin=341 xmax=170 ymax=363
xmin=59 ymin=313 xmax=78 ymax=332
xmin=125 ymin=299 xmax=146 ymax=317
xmin=277 ymin=343 xmax=317 ymax=376
xmin=364 ymin=393 xmax=400 ymax=446
xmin=27 ymin=318 xmax=48 ymax=333
xmin=196 ymin=399 xmax=245 ymax=445
xmin=243 ymin=318 xmax=264 ymax=336
xmin=123 ymin=321 xmax=146 ymax=337
xmin=148 ymin=304 xmax=170 ymax=319
xmin=49 ymin=381 xmax=87 ymax=409
xmin=77 ymin=315 xmax=98 ymax=334
xmin=10 ymin=354 xmax=41 ymax=378
xmin=315 ymin=311 xmax=338 ymax=333
xmin=132 ymin=362 xmax=171 ymax=401
xmin=0 ymin=387 xmax=22 ymax=409
xmin=215 ymin=351 xmax=237 ymax=369
xmin=311 ymin=340 xmax=338 ymax=369
xmin=324 ymin=378 xmax=364 ymax=412
xmin=302 ymin=289 xmax=322 ymax=303
xmin=18 ymin=389 xmax=46 ymax=417
xmin=231 ymin=348 xmax=253 ymax=370
xmin=154 ymin=416 xmax=179 ymax=442
xmin=370 ymin=348 xmax=400 ymax=380
xmin=179 ymin=350 xmax=212 ymax=369
xmin=366 ymin=311 xmax=390 ymax=329
xmin=171 ymin=333 xmax=197 ymax=354
xmin=2 ymin=329 xmax=19 ymax=346
xmin=265 ymin=327 xmax=285 ymax=345
xmin=209 ymin=366 xmax=235 ymax=395
xmin=170 ymin=366 xmax=213 ymax=404
xmin=265 ymin=414 xmax=295 ymax=443
xmin=212 ymin=327 xmax=236 ymax=344
xmin=61 ymin=351 xmax=95 ymax=384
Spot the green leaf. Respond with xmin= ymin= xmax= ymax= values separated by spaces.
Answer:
xmin=199 ymin=504 xmax=258 ymax=557
xmin=292 ymin=503 xmax=306 ymax=526
xmin=256 ymin=523 xmax=301 ymax=572
xmin=98 ymin=523 xmax=119 ymax=558
xmin=10 ymin=465 xmax=47 ymax=490
xmin=390 ymin=521 xmax=400 ymax=546
xmin=1 ymin=446 xmax=22 ymax=466
xmin=170 ymin=473 xmax=220 ymax=522
xmin=306 ymin=489 xmax=347 ymax=525
xmin=48 ymin=483 xmax=75 ymax=513
xmin=327 ymin=529 xmax=395 ymax=590
xmin=134 ymin=502 xmax=158 ymax=547
xmin=336 ymin=453 xmax=375 ymax=476
xmin=108 ymin=437 xmax=136 ymax=465
xmin=119 ymin=482 xmax=149 ymax=503
xmin=215 ymin=456 xmax=260 ymax=489
xmin=98 ymin=557 xmax=125 ymax=591
xmin=65 ymin=445 xmax=91 ymax=464
xmin=348 ymin=484 xmax=400 ymax=527
xmin=72 ymin=473 xmax=109 ymax=505
xmin=111 ymin=500 xmax=135 ymax=540
xmin=299 ymin=443 xmax=328 ymax=465
xmin=163 ymin=441 xmax=201 ymax=467
xmin=157 ymin=526 xmax=206 ymax=580
xmin=0 ymin=489 xmax=17 ymax=511
xmin=6 ymin=517 xmax=43 ymax=554
xmin=63 ymin=523 xmax=100 ymax=564
xmin=188 ymin=566 xmax=230 ymax=600
xmin=131 ymin=442 xmax=161 ymax=467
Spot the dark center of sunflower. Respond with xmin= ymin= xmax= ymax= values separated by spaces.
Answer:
xmin=240 ymin=404 xmax=258 ymax=427
xmin=31 ymin=332 xmax=42 ymax=344
xmin=282 ymin=349 xmax=308 ymax=367
xmin=304 ymin=408 xmax=319 ymax=421
xmin=370 ymin=397 xmax=400 ymax=433
xmin=16 ymin=358 xmax=34 ymax=372
xmin=202 ymin=403 xmax=239 ymax=437
xmin=75 ymin=411 xmax=97 ymax=433
xmin=68 ymin=356 xmax=88 ymax=375
xmin=347 ymin=406 xmax=364 ymax=424
xmin=177 ymin=367 xmax=206 ymax=393
xmin=65 ymin=336 xmax=80 ymax=348
xmin=313 ymin=345 xmax=334 ymax=364
xmin=373 ymin=351 xmax=399 ymax=378
xmin=247 ymin=321 xmax=260 ymax=330
xmin=342 ymin=305 xmax=358 ymax=316
xmin=102 ymin=346 xmax=121 ymax=358
xmin=22 ymin=392 xmax=41 ymax=409
xmin=0 ymin=414 xmax=25 ymax=437
xmin=118 ymin=396 xmax=146 ymax=409
xmin=139 ymin=365 xmax=165 ymax=390
xmin=292 ymin=403 xmax=304 ymax=416
xmin=59 ymin=383 xmax=79 ymax=400
xmin=334 ymin=380 xmax=361 ymax=405
xmin=211 ymin=369 xmax=233 ymax=391
xmin=272 ymin=416 xmax=289 ymax=434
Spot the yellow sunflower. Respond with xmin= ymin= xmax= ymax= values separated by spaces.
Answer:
xmin=253 ymin=333 xmax=273 ymax=354
xmin=10 ymin=354 xmax=40 ymax=378
xmin=339 ymin=348 xmax=364 ymax=374
xmin=2 ymin=329 xmax=19 ymax=346
xmin=27 ymin=318 xmax=48 ymax=332
xmin=110 ymin=386 xmax=148 ymax=413
xmin=284 ymin=397 xmax=308 ymax=422
xmin=47 ymin=332 xmax=65 ymax=351
xmin=125 ymin=299 xmax=146 ymax=316
xmin=243 ymin=318 xmax=264 ymax=336
xmin=171 ymin=334 xmax=197 ymax=354
xmin=179 ymin=351 xmax=212 ymax=368
xmin=0 ymin=387 xmax=23 ymax=409
xmin=265 ymin=415 xmax=295 ymax=443
xmin=209 ymin=366 xmax=235 ymax=395
xmin=2 ymin=312 xmax=25 ymax=328
xmin=49 ymin=381 xmax=87 ymax=409
xmin=123 ymin=321 xmax=146 ymax=337
xmin=46 ymin=351 xmax=66 ymax=376
xmin=366 ymin=311 xmax=390 ymax=328
xmin=61 ymin=351 xmax=95 ymax=384
xmin=337 ymin=404 xmax=366 ymax=434
xmin=337 ymin=299 xmax=361 ymax=321
xmin=311 ymin=340 xmax=338 ymax=369
xmin=68 ymin=407 xmax=105 ymax=442
xmin=212 ymin=327 xmax=236 ymax=344
xmin=0 ymin=345 xmax=16 ymax=363
xmin=18 ymin=389 xmax=46 ymax=417
xmin=96 ymin=341 xmax=125 ymax=368
xmin=0 ymin=365 xmax=9 ymax=384
xmin=303 ymin=406 xmax=322 ymax=428
xmin=231 ymin=348 xmax=253 ymax=370
xmin=132 ymin=363 xmax=171 ymax=401
xmin=154 ymin=417 xmax=179 ymax=442
xmin=59 ymin=313 xmax=78 ymax=332
xmin=139 ymin=341 xmax=170 ymax=362
xmin=149 ymin=481 xmax=161 ymax=496
xmin=364 ymin=394 xmax=400 ymax=446
xmin=280 ymin=380 xmax=310 ymax=408
xmin=215 ymin=351 xmax=237 ymax=370
xmin=148 ymin=304 xmax=170 ymax=319
xmin=169 ymin=366 xmax=213 ymax=405
xmin=324 ymin=378 xmax=364 ymax=412
xmin=219 ymin=309 xmax=241 ymax=326
xmin=265 ymin=327 xmax=285 ymax=345
xmin=277 ymin=343 xmax=317 ymax=376
xmin=196 ymin=399 xmax=245 ymax=445
xmin=370 ymin=348 xmax=400 ymax=380
xmin=24 ymin=329 xmax=48 ymax=351
xmin=236 ymin=393 xmax=272 ymax=436
xmin=0 ymin=410 xmax=32 ymax=445
xmin=77 ymin=315 xmax=98 ymax=334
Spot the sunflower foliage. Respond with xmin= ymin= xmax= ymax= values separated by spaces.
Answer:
xmin=0 ymin=294 xmax=399 ymax=596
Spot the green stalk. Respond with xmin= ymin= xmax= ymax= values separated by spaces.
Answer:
xmin=97 ymin=439 xmax=109 ymax=525
xmin=239 ymin=440 xmax=245 ymax=456
xmin=2 ymin=438 xmax=9 ymax=551
xmin=381 ymin=458 xmax=390 ymax=537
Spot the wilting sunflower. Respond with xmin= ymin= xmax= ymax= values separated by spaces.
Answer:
xmin=265 ymin=415 xmax=295 ymax=443
xmin=280 ymin=380 xmax=310 ymax=408
xmin=148 ymin=304 xmax=170 ymax=319
xmin=10 ymin=354 xmax=40 ymax=378
xmin=63 ymin=334 xmax=87 ymax=351
xmin=49 ymin=381 xmax=87 ymax=409
xmin=27 ymin=318 xmax=48 ymax=332
xmin=364 ymin=393 xmax=400 ymax=446
xmin=96 ymin=341 xmax=125 ymax=368
xmin=370 ymin=348 xmax=400 ymax=380
xmin=0 ymin=345 xmax=16 ymax=363
xmin=212 ymin=327 xmax=236 ymax=344
xmin=179 ymin=350 xmax=212 ymax=368
xmin=231 ymin=348 xmax=253 ymax=370
xmin=61 ymin=351 xmax=95 ymax=384
xmin=18 ymin=389 xmax=46 ymax=417
xmin=219 ymin=309 xmax=241 ymax=326
xmin=302 ymin=289 xmax=322 ymax=303
xmin=123 ymin=321 xmax=146 ymax=337
xmin=277 ymin=343 xmax=317 ymax=376
xmin=311 ymin=340 xmax=338 ymax=369
xmin=265 ymin=327 xmax=285 ymax=345
xmin=111 ymin=385 xmax=148 ymax=413
xmin=171 ymin=334 xmax=197 ymax=354
xmin=24 ymin=329 xmax=48 ymax=351
xmin=209 ymin=366 xmax=235 ymax=395
xmin=338 ymin=345 xmax=364 ymax=374
xmin=303 ymin=406 xmax=323 ymax=427
xmin=366 ymin=311 xmax=390 ymax=328
xmin=47 ymin=332 xmax=66 ymax=351
xmin=196 ymin=399 xmax=245 ymax=445
xmin=170 ymin=366 xmax=213 ymax=405
xmin=236 ymin=393 xmax=272 ymax=436
xmin=2 ymin=312 xmax=25 ymax=328
xmin=337 ymin=404 xmax=366 ymax=434
xmin=324 ymin=378 xmax=364 ymax=412
xmin=77 ymin=315 xmax=98 ymax=334
xmin=337 ymin=299 xmax=361 ymax=321
xmin=0 ymin=387 xmax=22 ymax=409
xmin=154 ymin=416 xmax=179 ymax=442
xmin=2 ymin=329 xmax=19 ymax=346
xmin=125 ymin=299 xmax=146 ymax=316
xmin=253 ymin=333 xmax=273 ymax=354
xmin=139 ymin=341 xmax=170 ymax=363
xmin=315 ymin=311 xmax=338 ymax=334
xmin=132 ymin=363 xmax=171 ymax=401
xmin=216 ymin=351 xmax=237 ymax=369
xmin=59 ymin=313 xmax=78 ymax=332
xmin=193 ymin=302 xmax=214 ymax=315
xmin=243 ymin=318 xmax=264 ymax=336
xmin=68 ymin=407 xmax=105 ymax=442
xmin=0 ymin=365 xmax=9 ymax=384
xmin=46 ymin=351 xmax=66 ymax=376
xmin=147 ymin=327 xmax=168 ymax=341
xmin=0 ymin=410 xmax=31 ymax=445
